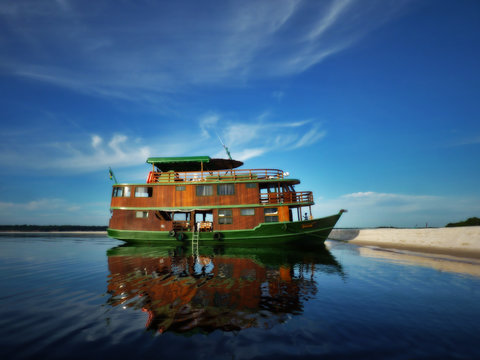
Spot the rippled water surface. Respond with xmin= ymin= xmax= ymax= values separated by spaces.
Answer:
xmin=1 ymin=234 xmax=480 ymax=359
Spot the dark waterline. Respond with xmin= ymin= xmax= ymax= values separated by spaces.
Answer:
xmin=1 ymin=235 xmax=479 ymax=359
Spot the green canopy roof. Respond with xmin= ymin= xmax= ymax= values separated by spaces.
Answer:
xmin=147 ymin=156 xmax=211 ymax=164
xmin=146 ymin=156 xmax=243 ymax=171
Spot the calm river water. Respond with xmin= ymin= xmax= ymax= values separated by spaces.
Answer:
xmin=1 ymin=234 xmax=480 ymax=359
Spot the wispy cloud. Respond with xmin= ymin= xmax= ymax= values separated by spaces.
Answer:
xmin=199 ymin=113 xmax=221 ymax=139
xmin=198 ymin=112 xmax=326 ymax=161
xmin=0 ymin=110 xmax=326 ymax=172
xmin=0 ymin=0 xmax=411 ymax=102
xmin=0 ymin=132 xmax=152 ymax=173
xmin=313 ymin=191 xmax=480 ymax=228
xmin=291 ymin=125 xmax=326 ymax=149
xmin=50 ymin=134 xmax=151 ymax=172
xmin=448 ymin=134 xmax=480 ymax=147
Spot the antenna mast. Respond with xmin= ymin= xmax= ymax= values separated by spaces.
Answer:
xmin=216 ymin=133 xmax=232 ymax=160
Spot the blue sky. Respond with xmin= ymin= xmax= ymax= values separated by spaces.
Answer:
xmin=0 ymin=0 xmax=479 ymax=227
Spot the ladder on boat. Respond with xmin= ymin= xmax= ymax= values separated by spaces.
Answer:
xmin=191 ymin=229 xmax=199 ymax=256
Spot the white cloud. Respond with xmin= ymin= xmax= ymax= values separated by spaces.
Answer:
xmin=0 ymin=110 xmax=323 ymax=172
xmin=343 ymin=191 xmax=376 ymax=198
xmin=50 ymin=134 xmax=150 ymax=172
xmin=0 ymin=104 xmax=327 ymax=174
xmin=306 ymin=0 xmax=352 ymax=41
xmin=224 ymin=123 xmax=264 ymax=148
xmin=0 ymin=0 xmax=411 ymax=102
xmin=91 ymin=134 xmax=102 ymax=148
xmin=291 ymin=126 xmax=326 ymax=149
xmin=8 ymin=107 xmax=328 ymax=171
xmin=0 ymin=132 xmax=152 ymax=173
xmin=199 ymin=113 xmax=220 ymax=139
xmin=234 ymin=148 xmax=267 ymax=161
xmin=202 ymin=113 xmax=326 ymax=161
xmin=107 ymin=134 xmax=127 ymax=154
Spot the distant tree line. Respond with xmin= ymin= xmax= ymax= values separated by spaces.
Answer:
xmin=0 ymin=225 xmax=107 ymax=232
xmin=446 ymin=217 xmax=480 ymax=227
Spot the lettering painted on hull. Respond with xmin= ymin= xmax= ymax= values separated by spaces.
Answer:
xmin=301 ymin=222 xmax=318 ymax=229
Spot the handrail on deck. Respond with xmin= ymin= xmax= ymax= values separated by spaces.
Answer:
xmin=259 ymin=191 xmax=313 ymax=204
xmin=147 ymin=168 xmax=284 ymax=183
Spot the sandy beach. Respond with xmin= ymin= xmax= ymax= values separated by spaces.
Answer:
xmin=329 ymin=226 xmax=480 ymax=259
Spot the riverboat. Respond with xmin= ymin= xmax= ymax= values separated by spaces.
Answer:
xmin=107 ymin=156 xmax=345 ymax=243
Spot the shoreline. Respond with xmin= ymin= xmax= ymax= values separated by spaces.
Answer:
xmin=3 ymin=227 xmax=480 ymax=260
xmin=329 ymin=227 xmax=480 ymax=259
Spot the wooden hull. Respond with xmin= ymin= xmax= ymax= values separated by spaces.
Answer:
xmin=107 ymin=211 xmax=343 ymax=244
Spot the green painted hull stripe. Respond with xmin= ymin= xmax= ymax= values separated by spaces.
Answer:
xmin=108 ymin=228 xmax=333 ymax=240
xmin=107 ymin=213 xmax=343 ymax=242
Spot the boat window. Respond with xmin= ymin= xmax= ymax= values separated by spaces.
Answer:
xmin=135 ymin=211 xmax=149 ymax=218
xmin=264 ymin=208 xmax=278 ymax=222
xmin=113 ymin=186 xmax=131 ymax=197
xmin=196 ymin=185 xmax=213 ymax=196
xmin=218 ymin=209 xmax=233 ymax=224
xmin=264 ymin=208 xmax=278 ymax=215
xmin=173 ymin=212 xmax=190 ymax=221
xmin=176 ymin=185 xmax=186 ymax=191
xmin=246 ymin=183 xmax=257 ymax=189
xmin=134 ymin=187 xmax=153 ymax=197
xmin=217 ymin=184 xmax=235 ymax=195
xmin=240 ymin=208 xmax=255 ymax=216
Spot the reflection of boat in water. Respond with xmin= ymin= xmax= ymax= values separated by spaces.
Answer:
xmin=107 ymin=156 xmax=346 ymax=243
xmin=106 ymin=242 xmax=343 ymax=334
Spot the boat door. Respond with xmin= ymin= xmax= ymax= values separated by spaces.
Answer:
xmin=195 ymin=211 xmax=213 ymax=232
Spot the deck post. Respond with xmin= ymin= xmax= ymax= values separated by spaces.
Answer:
xmin=191 ymin=211 xmax=195 ymax=232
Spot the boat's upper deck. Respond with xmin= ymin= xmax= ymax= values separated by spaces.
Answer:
xmin=146 ymin=168 xmax=295 ymax=183
xmin=145 ymin=156 xmax=297 ymax=184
